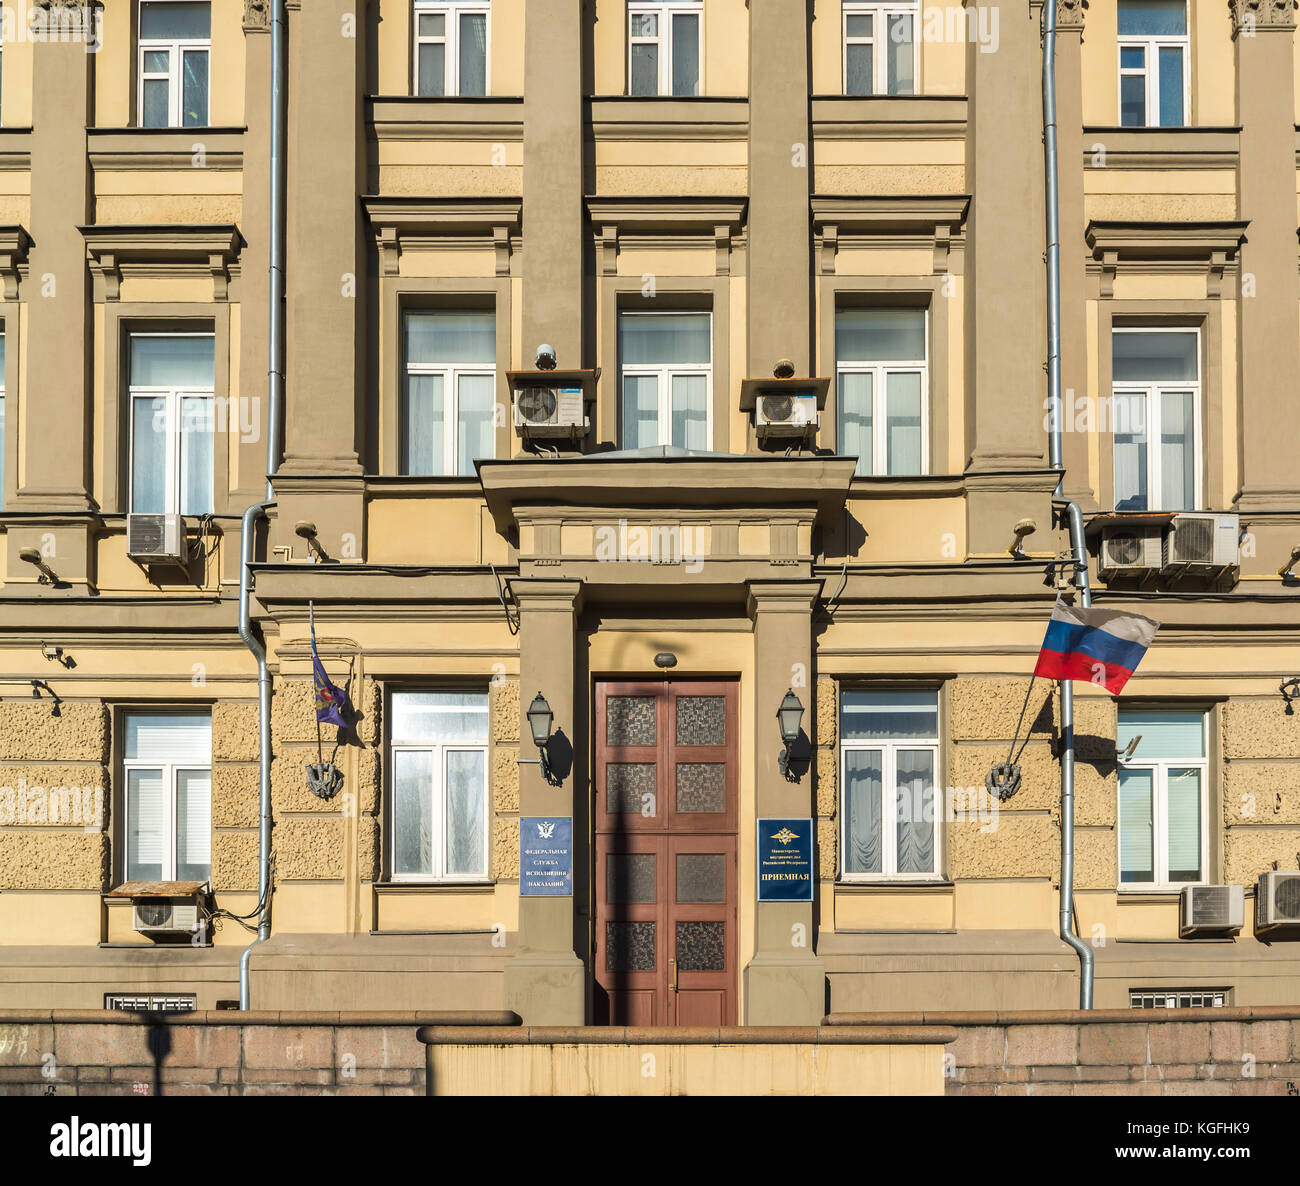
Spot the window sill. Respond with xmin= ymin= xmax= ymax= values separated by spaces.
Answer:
xmin=1117 ymin=887 xmax=1191 ymax=901
xmin=373 ymin=881 xmax=496 ymax=894
xmin=836 ymin=879 xmax=952 ymax=893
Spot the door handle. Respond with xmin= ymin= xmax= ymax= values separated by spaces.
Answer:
xmin=668 ymin=956 xmax=677 ymax=992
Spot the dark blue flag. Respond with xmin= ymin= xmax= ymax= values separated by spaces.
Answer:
xmin=310 ymin=603 xmax=348 ymax=730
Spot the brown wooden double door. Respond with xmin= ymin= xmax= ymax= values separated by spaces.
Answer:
xmin=593 ymin=679 xmax=738 ymax=1026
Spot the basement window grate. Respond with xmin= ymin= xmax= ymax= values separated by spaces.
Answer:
xmin=1129 ymin=989 xmax=1227 ymax=1010
xmin=104 ymin=993 xmax=197 ymax=1014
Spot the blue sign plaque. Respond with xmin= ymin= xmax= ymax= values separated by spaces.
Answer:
xmin=520 ymin=816 xmax=573 ymax=897
xmin=756 ymin=817 xmax=814 ymax=902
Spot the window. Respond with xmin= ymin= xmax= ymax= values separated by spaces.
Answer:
xmin=839 ymin=690 xmax=940 ymax=879
xmin=401 ymin=310 xmax=495 ymax=476
xmin=843 ymin=2 xmax=917 ymax=96
xmin=1111 ymin=328 xmax=1199 ymax=512
xmin=836 ymin=308 xmax=927 ymax=476
xmin=618 ymin=311 xmax=711 ymax=450
xmin=1130 ymin=989 xmax=1226 ymax=1009
xmin=138 ymin=1 xmax=210 ymax=128
xmin=389 ymin=691 xmax=489 ymax=882
xmin=413 ymin=1 xmax=489 ymax=97
xmin=129 ymin=334 xmax=215 ymax=516
xmin=1117 ymin=0 xmax=1187 ymax=127
xmin=1118 ymin=709 xmax=1208 ymax=887
xmin=122 ymin=711 xmax=211 ymax=883
xmin=628 ymin=2 xmax=701 ymax=97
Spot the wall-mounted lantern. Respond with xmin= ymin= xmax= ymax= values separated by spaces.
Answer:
xmin=527 ymin=692 xmax=560 ymax=785
xmin=777 ymin=688 xmax=804 ymax=779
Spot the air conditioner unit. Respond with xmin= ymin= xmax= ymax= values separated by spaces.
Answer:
xmin=126 ymin=512 xmax=186 ymax=564
xmin=1179 ymin=884 xmax=1244 ymax=937
xmin=132 ymin=901 xmax=201 ymax=935
xmin=1098 ymin=523 xmax=1164 ymax=580
xmin=754 ymin=391 xmax=819 ymax=442
xmin=513 ymin=385 xmax=588 ymax=440
xmin=1164 ymin=512 xmax=1239 ymax=572
xmin=1254 ymin=871 xmax=1300 ymax=937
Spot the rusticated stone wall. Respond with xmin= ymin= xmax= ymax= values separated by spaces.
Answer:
xmin=490 ymin=677 xmax=520 ymax=883
xmin=0 ymin=701 xmax=110 ymax=891
xmin=1221 ymin=698 xmax=1300 ymax=885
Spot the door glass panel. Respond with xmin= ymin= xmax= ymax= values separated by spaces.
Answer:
xmin=606 ymin=921 xmax=655 ymax=972
xmin=675 ymin=763 xmax=725 ymax=813
xmin=675 ymin=696 xmax=725 ymax=745
xmin=607 ymin=696 xmax=656 ymax=745
xmin=676 ymin=853 xmax=725 ymax=903
xmin=607 ymin=853 xmax=657 ymax=904
xmin=607 ymin=763 xmax=656 ymax=814
xmin=675 ymin=921 xmax=725 ymax=972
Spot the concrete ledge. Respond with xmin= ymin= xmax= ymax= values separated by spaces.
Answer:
xmin=823 ymin=1007 xmax=1300 ymax=1026
xmin=0 ymin=1009 xmax=520 ymax=1027
xmin=417 ymin=1024 xmax=957 ymax=1045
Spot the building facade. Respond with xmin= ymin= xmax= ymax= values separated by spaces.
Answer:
xmin=1 ymin=0 xmax=1299 ymax=1024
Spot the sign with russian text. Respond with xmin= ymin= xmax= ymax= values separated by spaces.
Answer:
xmin=520 ymin=816 xmax=573 ymax=897
xmin=757 ymin=817 xmax=814 ymax=902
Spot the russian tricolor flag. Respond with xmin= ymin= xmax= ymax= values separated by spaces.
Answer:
xmin=1033 ymin=598 xmax=1160 ymax=694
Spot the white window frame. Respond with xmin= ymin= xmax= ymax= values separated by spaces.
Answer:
xmin=835 ymin=308 xmax=929 ymax=476
xmin=137 ymin=0 xmax=211 ymax=128
xmin=401 ymin=324 xmax=497 ymax=477
xmin=617 ymin=310 xmax=713 ymax=450
xmin=388 ymin=691 xmax=490 ymax=884
xmin=842 ymin=1 xmax=920 ymax=97
xmin=412 ymin=0 xmax=491 ymax=98
xmin=1116 ymin=4 xmax=1188 ymax=128
xmin=627 ymin=1 xmax=703 ymax=97
xmin=1110 ymin=325 xmax=1201 ymax=512
xmin=121 ymin=711 xmax=212 ymax=884
xmin=838 ymin=692 xmax=942 ymax=882
xmin=127 ymin=333 xmax=216 ymax=516
xmin=1117 ymin=710 xmax=1209 ymax=891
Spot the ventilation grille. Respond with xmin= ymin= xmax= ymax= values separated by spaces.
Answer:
xmin=1169 ymin=517 xmax=1214 ymax=564
xmin=105 ymin=993 xmax=197 ymax=1014
xmin=1130 ymin=989 xmax=1226 ymax=1009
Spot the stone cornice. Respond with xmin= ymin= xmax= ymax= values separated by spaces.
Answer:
xmin=1230 ymin=0 xmax=1298 ymax=34
xmin=362 ymin=196 xmax=522 ymax=277
xmin=1085 ymin=219 xmax=1246 ymax=296
xmin=79 ymin=224 xmax=243 ymax=302
xmin=812 ymin=194 xmax=969 ymax=276
xmin=0 ymin=226 xmax=32 ymax=301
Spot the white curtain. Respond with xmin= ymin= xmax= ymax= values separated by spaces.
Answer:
xmin=838 ymin=372 xmax=873 ymax=476
xmin=1112 ymin=390 xmax=1147 ymax=510
xmin=180 ymin=395 xmax=214 ymax=515
xmin=393 ymin=749 xmax=434 ymax=877
xmin=445 ymin=750 xmax=487 ymax=876
xmin=391 ymin=691 xmax=489 ymax=744
xmin=406 ymin=311 xmax=495 ymax=365
xmin=622 ymin=375 xmax=660 ymax=449
xmin=1160 ymin=389 xmax=1194 ymax=510
xmin=844 ymin=750 xmax=883 ymax=874
xmin=836 ymin=309 xmax=925 ymax=363
xmin=404 ymin=373 xmax=444 ymax=475
xmin=895 ymin=749 xmax=935 ymax=875
xmin=619 ymin=313 xmax=711 ymax=366
xmin=886 ymin=372 xmax=923 ymax=475
xmin=456 ymin=373 xmax=495 ymax=475
xmin=130 ymin=335 xmax=215 ymax=387
xmin=670 ymin=374 xmax=707 ymax=450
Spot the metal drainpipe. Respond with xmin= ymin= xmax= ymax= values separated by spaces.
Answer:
xmin=1043 ymin=0 xmax=1094 ymax=1009
xmin=238 ymin=0 xmax=288 ymax=1010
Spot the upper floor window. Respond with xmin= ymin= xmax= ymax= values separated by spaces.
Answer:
xmin=414 ymin=1 xmax=489 ymax=97
xmin=628 ymin=2 xmax=701 ymax=97
xmin=123 ymin=710 xmax=212 ymax=883
xmin=843 ymin=2 xmax=917 ymax=96
xmin=139 ymin=1 xmax=211 ymax=128
xmin=1112 ymin=327 xmax=1199 ymax=512
xmin=402 ymin=310 xmax=495 ymax=476
xmin=618 ymin=311 xmax=711 ymax=450
xmin=1118 ymin=709 xmax=1207 ymax=887
xmin=1118 ymin=0 xmax=1187 ymax=127
xmin=840 ymin=690 xmax=940 ymax=879
xmin=836 ymin=308 xmax=927 ymax=477
xmin=389 ymin=691 xmax=489 ymax=882
xmin=129 ymin=333 xmax=215 ymax=516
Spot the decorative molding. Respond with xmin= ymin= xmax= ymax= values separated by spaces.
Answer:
xmin=79 ymin=224 xmax=242 ymax=303
xmin=243 ymin=0 xmax=270 ymax=32
xmin=1230 ymin=0 xmax=1297 ymax=34
xmin=811 ymin=194 xmax=969 ymax=277
xmin=1056 ymin=0 xmax=1088 ymax=29
xmin=362 ymin=196 xmax=522 ymax=278
xmin=1085 ymin=220 xmax=1247 ymax=299
xmin=585 ymin=197 xmax=747 ymax=279
xmin=0 ymin=226 xmax=31 ymax=300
